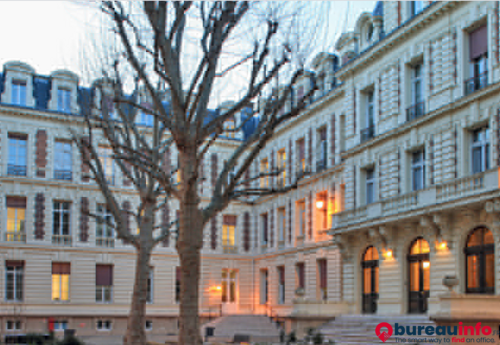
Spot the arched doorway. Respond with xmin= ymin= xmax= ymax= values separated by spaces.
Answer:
xmin=408 ymin=237 xmax=430 ymax=314
xmin=361 ymin=246 xmax=379 ymax=314
xmin=465 ymin=227 xmax=494 ymax=294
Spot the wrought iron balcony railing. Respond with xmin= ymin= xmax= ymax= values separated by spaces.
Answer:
xmin=7 ymin=165 xmax=26 ymax=176
xmin=406 ymin=101 xmax=425 ymax=122
xmin=464 ymin=71 xmax=488 ymax=96
xmin=360 ymin=125 xmax=375 ymax=142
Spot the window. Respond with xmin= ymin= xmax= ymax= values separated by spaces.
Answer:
xmin=365 ymin=168 xmax=375 ymax=205
xmin=465 ymin=227 xmax=494 ymax=294
xmin=6 ymin=320 xmax=21 ymax=331
xmin=315 ymin=191 xmax=328 ymax=231
xmin=410 ymin=1 xmax=423 ymax=17
xmin=408 ymin=238 xmax=430 ymax=313
xmin=411 ymin=150 xmax=425 ymax=191
xmin=57 ymin=87 xmax=71 ymax=113
xmin=96 ymin=320 xmax=112 ymax=331
xmin=8 ymin=134 xmax=27 ymax=176
xmin=5 ymin=261 xmax=24 ymax=302
xmin=277 ymin=148 xmax=286 ymax=187
xmin=317 ymin=259 xmax=327 ymax=301
xmin=147 ymin=268 xmax=153 ymax=304
xmin=316 ymin=127 xmax=327 ymax=171
xmin=52 ymin=263 xmax=70 ymax=301
xmin=277 ymin=266 xmax=285 ymax=304
xmin=53 ymin=201 xmax=71 ymax=245
xmin=54 ymin=141 xmax=72 ymax=180
xmin=260 ymin=269 xmax=268 ymax=304
xmin=260 ymin=158 xmax=269 ymax=188
xmin=296 ymin=139 xmax=306 ymax=176
xmin=96 ymin=264 xmax=113 ymax=303
xmin=96 ymin=205 xmax=114 ymax=247
xmin=261 ymin=213 xmax=268 ymax=245
xmin=53 ymin=321 xmax=68 ymax=331
xmin=222 ymin=215 xmax=237 ymax=253
xmin=407 ymin=63 xmax=424 ymax=121
xmin=175 ymin=267 xmax=181 ymax=303
xmin=466 ymin=24 xmax=488 ymax=95
xmin=296 ymin=262 xmax=305 ymax=290
xmin=297 ymin=200 xmax=306 ymax=237
xmin=362 ymin=246 xmax=379 ymax=314
xmin=145 ymin=320 xmax=153 ymax=331
xmin=99 ymin=146 xmax=115 ymax=185
xmin=277 ymin=207 xmax=286 ymax=244
xmin=471 ymin=127 xmax=490 ymax=174
xmin=11 ymin=80 xmax=26 ymax=106
xmin=6 ymin=197 xmax=26 ymax=242
xmin=361 ymin=91 xmax=375 ymax=142
xmin=221 ymin=269 xmax=237 ymax=303
xmin=225 ymin=116 xmax=236 ymax=139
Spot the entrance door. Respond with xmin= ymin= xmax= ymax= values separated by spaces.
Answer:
xmin=408 ymin=238 xmax=430 ymax=313
xmin=361 ymin=246 xmax=379 ymax=314
xmin=221 ymin=269 xmax=238 ymax=314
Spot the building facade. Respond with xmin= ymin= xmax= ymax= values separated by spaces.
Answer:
xmin=0 ymin=0 xmax=499 ymax=339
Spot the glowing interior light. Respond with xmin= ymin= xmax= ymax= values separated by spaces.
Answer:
xmin=423 ymin=261 xmax=430 ymax=269
xmin=316 ymin=200 xmax=324 ymax=209
xmin=384 ymin=249 xmax=393 ymax=259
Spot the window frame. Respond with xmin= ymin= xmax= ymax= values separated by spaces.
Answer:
xmin=57 ymin=87 xmax=72 ymax=113
xmin=365 ymin=168 xmax=375 ymax=205
xmin=471 ymin=127 xmax=490 ymax=174
xmin=52 ymin=201 xmax=71 ymax=237
xmin=11 ymin=79 xmax=27 ymax=106
xmin=8 ymin=135 xmax=27 ymax=176
xmin=54 ymin=141 xmax=72 ymax=180
xmin=5 ymin=264 xmax=24 ymax=302
xmin=411 ymin=150 xmax=425 ymax=191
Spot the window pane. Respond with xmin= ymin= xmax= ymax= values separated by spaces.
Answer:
xmin=61 ymin=274 xmax=69 ymax=301
xmin=485 ymin=253 xmax=495 ymax=288
xmin=467 ymin=255 xmax=479 ymax=289
xmin=374 ymin=266 xmax=379 ymax=293
xmin=52 ymin=274 xmax=61 ymax=300
xmin=363 ymin=268 xmax=371 ymax=294
xmin=472 ymin=147 xmax=482 ymax=173
xmin=410 ymin=262 xmax=419 ymax=292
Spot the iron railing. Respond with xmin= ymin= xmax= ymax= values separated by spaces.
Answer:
xmin=464 ymin=71 xmax=488 ymax=95
xmin=406 ymin=101 xmax=425 ymax=122
xmin=360 ymin=125 xmax=375 ymax=142
xmin=7 ymin=165 xmax=26 ymax=176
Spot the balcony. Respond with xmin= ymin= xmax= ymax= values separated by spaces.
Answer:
xmin=54 ymin=170 xmax=72 ymax=181
xmin=5 ymin=232 xmax=26 ymax=242
xmin=52 ymin=235 xmax=72 ymax=246
xmin=464 ymin=71 xmax=488 ymax=96
xmin=96 ymin=237 xmax=115 ymax=248
xmin=332 ymin=169 xmax=498 ymax=231
xmin=295 ymin=161 xmax=310 ymax=179
xmin=360 ymin=125 xmax=375 ymax=143
xmin=406 ymin=102 xmax=425 ymax=122
xmin=7 ymin=165 xmax=26 ymax=176
xmin=222 ymin=245 xmax=237 ymax=254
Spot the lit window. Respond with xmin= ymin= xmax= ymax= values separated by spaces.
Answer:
xmin=95 ymin=264 xmax=113 ymax=303
xmin=6 ymin=197 xmax=26 ymax=242
xmin=54 ymin=142 xmax=72 ymax=180
xmin=221 ymin=269 xmax=237 ymax=303
xmin=52 ymin=263 xmax=70 ymax=301
xmin=99 ymin=146 xmax=115 ymax=185
xmin=11 ymin=80 xmax=26 ymax=106
xmin=5 ymin=262 xmax=24 ymax=302
xmin=471 ymin=127 xmax=490 ymax=174
xmin=57 ymin=87 xmax=71 ymax=113
xmin=8 ymin=134 xmax=27 ymax=176
xmin=466 ymin=227 xmax=494 ymax=294
xmin=277 ymin=149 xmax=286 ymax=187
xmin=411 ymin=150 xmax=425 ymax=191
xmin=222 ymin=215 xmax=236 ymax=249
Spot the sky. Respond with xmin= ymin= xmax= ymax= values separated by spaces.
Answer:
xmin=0 ymin=1 xmax=376 ymax=87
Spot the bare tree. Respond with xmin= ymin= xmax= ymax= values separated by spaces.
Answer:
xmin=77 ymin=2 xmax=320 ymax=345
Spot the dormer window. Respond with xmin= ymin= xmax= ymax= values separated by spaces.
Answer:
xmin=57 ymin=87 xmax=71 ymax=113
xmin=11 ymin=80 xmax=26 ymax=106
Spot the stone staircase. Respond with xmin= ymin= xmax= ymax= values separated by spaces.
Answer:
xmin=318 ymin=314 xmax=437 ymax=345
xmin=201 ymin=315 xmax=282 ymax=343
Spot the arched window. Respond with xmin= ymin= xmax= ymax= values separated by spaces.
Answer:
xmin=361 ymin=246 xmax=379 ymax=314
xmin=408 ymin=237 xmax=430 ymax=313
xmin=465 ymin=227 xmax=494 ymax=294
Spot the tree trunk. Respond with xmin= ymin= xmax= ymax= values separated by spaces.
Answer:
xmin=177 ymin=149 xmax=204 ymax=345
xmin=124 ymin=204 xmax=154 ymax=345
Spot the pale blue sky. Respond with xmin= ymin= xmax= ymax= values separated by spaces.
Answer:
xmin=0 ymin=1 xmax=376 ymax=87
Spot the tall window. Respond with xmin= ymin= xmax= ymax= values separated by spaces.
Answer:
xmin=297 ymin=139 xmax=306 ymax=175
xmin=316 ymin=127 xmax=327 ymax=171
xmin=147 ymin=268 xmax=153 ymax=304
xmin=175 ymin=267 xmax=181 ymax=303
xmin=361 ymin=91 xmax=375 ymax=142
xmin=260 ymin=269 xmax=268 ymax=304
xmin=277 ymin=148 xmax=286 ymax=187
xmin=465 ymin=227 xmax=494 ymax=294
xmin=408 ymin=238 xmax=430 ymax=313
xmin=277 ymin=266 xmax=285 ymax=304
xmin=407 ymin=63 xmax=424 ymax=121
xmin=277 ymin=207 xmax=286 ymax=244
xmin=260 ymin=158 xmax=269 ymax=188
xmin=8 ymin=134 xmax=27 ymax=176
xmin=6 ymin=197 xmax=26 ymax=242
xmin=57 ymin=87 xmax=71 ymax=113
xmin=297 ymin=200 xmax=306 ymax=237
xmin=471 ymin=127 xmax=490 ymax=174
xmin=99 ymin=146 xmax=115 ymax=185
xmin=261 ymin=213 xmax=268 ymax=245
xmin=221 ymin=269 xmax=237 ymax=303
xmin=222 ymin=215 xmax=237 ymax=253
xmin=365 ymin=168 xmax=375 ymax=205
xmin=411 ymin=150 xmax=425 ymax=191
xmin=466 ymin=24 xmax=488 ymax=95
xmin=53 ymin=201 xmax=71 ymax=245
xmin=95 ymin=264 xmax=113 ymax=303
xmin=295 ymin=262 xmax=305 ymax=290
xmin=54 ymin=141 xmax=72 ymax=180
xmin=52 ymin=263 xmax=70 ymax=301
xmin=11 ymin=80 xmax=26 ymax=106
xmin=317 ymin=259 xmax=327 ymax=301
xmin=5 ymin=261 xmax=24 ymax=301
xmin=410 ymin=1 xmax=423 ymax=16
xmin=96 ymin=205 xmax=114 ymax=247
xmin=225 ymin=116 xmax=236 ymax=139
xmin=362 ymin=246 xmax=379 ymax=314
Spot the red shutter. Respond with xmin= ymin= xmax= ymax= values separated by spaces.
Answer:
xmin=6 ymin=197 xmax=26 ymax=208
xmin=243 ymin=212 xmax=250 ymax=252
xmin=34 ymin=193 xmax=45 ymax=240
xmin=5 ymin=260 xmax=24 ymax=267
xmin=223 ymin=215 xmax=237 ymax=226
xmin=96 ymin=264 xmax=113 ymax=286
xmin=176 ymin=267 xmax=181 ymax=281
xmin=52 ymin=263 xmax=70 ymax=274
xmin=80 ymin=197 xmax=89 ymax=242
xmin=35 ymin=130 xmax=47 ymax=178
xmin=319 ymin=260 xmax=327 ymax=289
xmin=470 ymin=25 xmax=488 ymax=60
